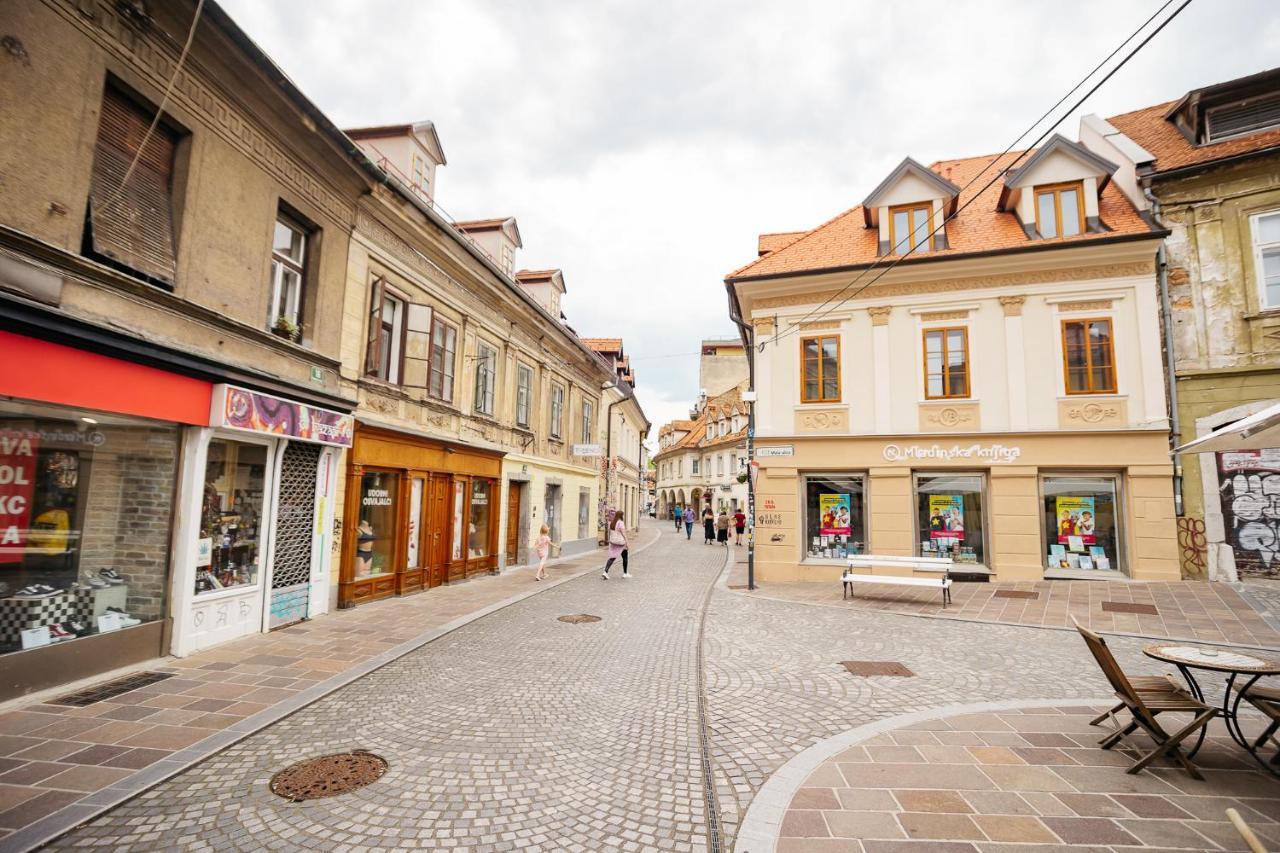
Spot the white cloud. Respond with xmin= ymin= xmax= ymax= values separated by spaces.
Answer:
xmin=220 ymin=0 xmax=1277 ymax=437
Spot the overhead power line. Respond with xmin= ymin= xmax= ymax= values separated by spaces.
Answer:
xmin=757 ymin=0 xmax=1193 ymax=348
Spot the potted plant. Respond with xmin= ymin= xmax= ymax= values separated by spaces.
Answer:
xmin=271 ymin=315 xmax=301 ymax=342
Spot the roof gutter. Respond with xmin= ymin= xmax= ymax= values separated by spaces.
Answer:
xmin=1145 ymin=144 xmax=1280 ymax=183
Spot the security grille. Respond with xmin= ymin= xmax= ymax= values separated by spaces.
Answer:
xmin=269 ymin=442 xmax=320 ymax=629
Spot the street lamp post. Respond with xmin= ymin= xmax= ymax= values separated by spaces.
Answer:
xmin=743 ymin=389 xmax=757 ymax=590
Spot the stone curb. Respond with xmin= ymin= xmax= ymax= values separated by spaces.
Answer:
xmin=4 ymin=527 xmax=662 ymax=853
xmin=733 ymin=697 xmax=1112 ymax=853
xmin=729 ymin=586 xmax=1280 ymax=654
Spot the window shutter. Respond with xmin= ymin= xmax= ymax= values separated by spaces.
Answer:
xmin=87 ymin=87 xmax=179 ymax=285
xmin=364 ymin=277 xmax=385 ymax=376
xmin=402 ymin=302 xmax=433 ymax=389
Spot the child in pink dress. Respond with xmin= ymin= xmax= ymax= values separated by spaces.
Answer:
xmin=534 ymin=524 xmax=551 ymax=581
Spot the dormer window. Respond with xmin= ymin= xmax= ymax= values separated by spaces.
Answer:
xmin=890 ymin=203 xmax=933 ymax=254
xmin=1035 ymin=182 xmax=1085 ymax=239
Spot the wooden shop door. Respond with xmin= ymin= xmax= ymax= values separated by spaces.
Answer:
xmin=505 ymin=482 xmax=523 ymax=564
xmin=426 ymin=475 xmax=451 ymax=588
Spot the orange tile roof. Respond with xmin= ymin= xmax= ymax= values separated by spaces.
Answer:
xmin=1107 ymin=101 xmax=1280 ymax=174
xmin=758 ymin=231 xmax=806 ymax=256
xmin=581 ymin=337 xmax=623 ymax=352
xmin=454 ymin=218 xmax=513 ymax=231
xmin=727 ymin=149 xmax=1155 ymax=281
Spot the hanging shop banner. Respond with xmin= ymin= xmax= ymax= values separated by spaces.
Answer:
xmin=928 ymin=495 xmax=965 ymax=540
xmin=1055 ymin=496 xmax=1096 ymax=547
xmin=819 ymin=493 xmax=852 ymax=535
xmin=211 ymin=384 xmax=353 ymax=447
xmin=0 ymin=428 xmax=39 ymax=564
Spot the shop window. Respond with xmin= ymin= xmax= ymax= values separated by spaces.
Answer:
xmin=801 ymin=335 xmax=840 ymax=403
xmin=916 ymin=473 xmax=985 ymax=565
xmin=406 ymin=477 xmax=424 ymax=569
xmin=516 ymin=364 xmax=533 ymax=428
xmin=474 ymin=342 xmax=497 ymax=416
xmin=550 ymin=383 xmax=565 ymax=439
xmin=578 ymin=487 xmax=591 ymax=540
xmin=451 ymin=480 xmax=465 ymax=561
xmin=468 ymin=480 xmax=491 ymax=558
xmin=1042 ymin=475 xmax=1121 ymax=572
xmin=354 ymin=470 xmax=397 ymax=579
xmin=428 ymin=318 xmax=457 ymax=402
xmin=267 ymin=211 xmax=308 ymax=338
xmin=1 ymin=400 xmax=178 ymax=653
xmin=1251 ymin=210 xmax=1280 ymax=309
xmin=1035 ymin=182 xmax=1084 ymax=239
xmin=197 ymin=440 xmax=268 ymax=594
xmin=803 ymin=474 xmax=866 ymax=559
xmin=1062 ymin=318 xmax=1116 ymax=394
xmin=85 ymin=84 xmax=181 ymax=287
xmin=924 ymin=327 xmax=969 ymax=399
xmin=889 ymin=202 xmax=933 ymax=254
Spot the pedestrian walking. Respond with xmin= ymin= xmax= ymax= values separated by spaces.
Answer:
xmin=601 ymin=511 xmax=630 ymax=579
xmin=702 ymin=505 xmax=715 ymax=545
xmin=733 ymin=508 xmax=746 ymax=546
xmin=684 ymin=507 xmax=694 ymax=540
xmin=716 ymin=509 xmax=730 ymax=547
xmin=534 ymin=524 xmax=551 ymax=581
xmin=673 ymin=504 xmax=683 ymax=532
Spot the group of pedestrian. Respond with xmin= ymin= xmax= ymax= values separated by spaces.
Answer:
xmin=671 ymin=504 xmax=747 ymax=547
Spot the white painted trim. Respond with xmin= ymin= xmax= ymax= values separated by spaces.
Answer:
xmin=1045 ymin=291 xmax=1129 ymax=305
xmin=735 ymin=697 xmax=1112 ymax=853
xmin=908 ymin=303 xmax=980 ymax=315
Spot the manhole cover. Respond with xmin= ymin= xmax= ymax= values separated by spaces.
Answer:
xmin=558 ymin=614 xmax=602 ymax=624
xmin=840 ymin=660 xmax=915 ymax=677
xmin=270 ymin=751 xmax=387 ymax=801
xmin=1102 ymin=601 xmax=1159 ymax=616
xmin=994 ymin=590 xmax=1039 ymax=600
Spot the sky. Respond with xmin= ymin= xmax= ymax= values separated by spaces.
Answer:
xmin=219 ymin=0 xmax=1277 ymax=444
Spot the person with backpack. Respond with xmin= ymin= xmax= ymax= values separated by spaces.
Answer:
xmin=673 ymin=503 xmax=683 ymax=532
xmin=602 ymin=511 xmax=630 ymax=579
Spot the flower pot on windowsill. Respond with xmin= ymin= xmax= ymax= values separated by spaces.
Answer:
xmin=271 ymin=317 xmax=301 ymax=343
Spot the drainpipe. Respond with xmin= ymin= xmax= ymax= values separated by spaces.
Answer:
xmin=1143 ymin=181 xmax=1183 ymax=516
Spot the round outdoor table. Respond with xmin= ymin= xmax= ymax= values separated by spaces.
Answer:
xmin=1143 ymin=643 xmax=1280 ymax=776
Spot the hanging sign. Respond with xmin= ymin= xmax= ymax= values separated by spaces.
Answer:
xmin=211 ymin=384 xmax=353 ymax=447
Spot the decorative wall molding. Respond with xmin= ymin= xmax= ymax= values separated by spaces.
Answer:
xmin=867 ymin=306 xmax=892 ymax=326
xmin=998 ymin=295 xmax=1026 ymax=317
xmin=920 ymin=310 xmax=969 ymax=322
xmin=799 ymin=320 xmax=841 ymax=330
xmin=1057 ymin=299 xmax=1114 ymax=312
xmin=1058 ymin=397 xmax=1128 ymax=428
xmin=753 ymin=261 xmax=1154 ymax=310
xmin=794 ymin=408 xmax=847 ymax=433
xmin=917 ymin=403 xmax=979 ymax=431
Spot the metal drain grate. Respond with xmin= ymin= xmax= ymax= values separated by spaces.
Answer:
xmin=557 ymin=614 xmax=602 ymax=624
xmin=51 ymin=671 xmax=175 ymax=707
xmin=994 ymin=590 xmax=1040 ymax=600
xmin=1102 ymin=601 xmax=1159 ymax=616
xmin=270 ymin=751 xmax=388 ymax=801
xmin=840 ymin=660 xmax=915 ymax=677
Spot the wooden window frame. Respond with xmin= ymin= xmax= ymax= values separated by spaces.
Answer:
xmin=888 ymin=202 xmax=934 ymax=255
xmin=799 ymin=334 xmax=842 ymax=404
xmin=550 ymin=382 xmax=565 ymax=439
xmin=473 ymin=340 xmax=497 ymax=416
xmin=922 ymin=326 xmax=971 ymax=400
xmin=267 ymin=210 xmax=308 ymax=330
xmin=427 ymin=317 xmax=457 ymax=402
xmin=1034 ymin=181 xmax=1085 ymax=239
xmin=1060 ymin=317 xmax=1117 ymax=395
xmin=515 ymin=363 xmax=533 ymax=428
xmin=364 ymin=277 xmax=406 ymax=384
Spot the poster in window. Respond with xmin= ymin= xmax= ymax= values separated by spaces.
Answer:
xmin=819 ymin=494 xmax=851 ymax=535
xmin=928 ymin=495 xmax=965 ymax=540
xmin=0 ymin=429 xmax=38 ymax=564
xmin=1055 ymin=496 xmax=1096 ymax=546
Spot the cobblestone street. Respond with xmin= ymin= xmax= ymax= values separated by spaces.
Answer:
xmin=39 ymin=524 xmax=1280 ymax=851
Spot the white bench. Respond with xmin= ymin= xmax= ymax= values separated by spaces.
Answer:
xmin=842 ymin=555 xmax=953 ymax=606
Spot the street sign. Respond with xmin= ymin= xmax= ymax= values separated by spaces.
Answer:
xmin=756 ymin=445 xmax=794 ymax=458
xmin=572 ymin=444 xmax=603 ymax=457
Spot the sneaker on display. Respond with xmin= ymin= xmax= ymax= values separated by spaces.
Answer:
xmin=48 ymin=623 xmax=75 ymax=642
xmin=98 ymin=568 xmax=125 ymax=585
xmin=14 ymin=584 xmax=60 ymax=598
xmin=82 ymin=573 xmax=108 ymax=589
xmin=61 ymin=621 xmax=89 ymax=637
xmin=105 ymin=606 xmax=141 ymax=627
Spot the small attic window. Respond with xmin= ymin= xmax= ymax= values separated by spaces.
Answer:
xmin=889 ymin=203 xmax=933 ymax=254
xmin=1035 ymin=182 xmax=1084 ymax=239
xmin=1205 ymin=93 xmax=1280 ymax=143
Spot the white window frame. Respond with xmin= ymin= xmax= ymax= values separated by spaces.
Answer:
xmin=550 ymin=383 xmax=565 ymax=439
xmin=474 ymin=341 xmax=497 ymax=416
xmin=581 ymin=399 xmax=593 ymax=443
xmin=268 ymin=214 xmax=306 ymax=329
xmin=1251 ymin=209 xmax=1280 ymax=310
xmin=692 ymin=456 xmax=700 ymax=475
xmin=516 ymin=363 xmax=533 ymax=428
xmin=428 ymin=317 xmax=457 ymax=402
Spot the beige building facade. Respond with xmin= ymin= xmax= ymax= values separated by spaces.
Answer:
xmin=728 ymin=140 xmax=1180 ymax=583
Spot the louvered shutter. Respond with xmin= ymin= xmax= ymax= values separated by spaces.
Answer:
xmin=87 ymin=87 xmax=179 ymax=285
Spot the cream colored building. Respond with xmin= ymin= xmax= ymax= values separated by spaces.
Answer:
xmin=655 ymin=388 xmax=749 ymax=519
xmin=582 ymin=339 xmax=650 ymax=532
xmin=727 ymin=137 xmax=1179 ymax=582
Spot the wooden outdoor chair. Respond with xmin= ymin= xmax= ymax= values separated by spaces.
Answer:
xmin=1235 ymin=682 xmax=1280 ymax=766
xmin=1073 ymin=619 xmax=1218 ymax=779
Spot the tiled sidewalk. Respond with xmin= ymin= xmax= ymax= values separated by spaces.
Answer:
xmin=0 ymin=529 xmax=656 ymax=851
xmin=727 ymin=552 xmax=1280 ymax=649
xmin=769 ymin=705 xmax=1280 ymax=852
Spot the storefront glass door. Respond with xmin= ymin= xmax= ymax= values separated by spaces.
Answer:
xmin=355 ymin=470 xmax=398 ymax=579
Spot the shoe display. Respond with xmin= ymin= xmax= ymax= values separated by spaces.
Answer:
xmin=14 ymin=584 xmax=60 ymax=598
xmin=98 ymin=568 xmax=125 ymax=585
xmin=47 ymin=623 xmax=75 ymax=642
xmin=105 ymin=607 xmax=141 ymax=627
xmin=81 ymin=573 xmax=108 ymax=589
xmin=61 ymin=621 xmax=89 ymax=638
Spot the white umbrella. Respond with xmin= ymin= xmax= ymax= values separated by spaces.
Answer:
xmin=1175 ymin=402 xmax=1280 ymax=454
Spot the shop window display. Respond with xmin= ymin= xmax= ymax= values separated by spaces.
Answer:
xmin=1 ymin=400 xmax=177 ymax=653
xmin=469 ymin=480 xmax=491 ymax=558
xmin=803 ymin=475 xmax=866 ymax=559
xmin=195 ymin=440 xmax=267 ymax=593
xmin=1042 ymin=475 xmax=1121 ymax=572
xmin=916 ymin=473 xmax=986 ymax=564
xmin=452 ymin=480 xmax=465 ymax=561
xmin=353 ymin=470 xmax=397 ymax=578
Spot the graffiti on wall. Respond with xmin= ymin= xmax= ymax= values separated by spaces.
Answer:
xmin=1219 ymin=450 xmax=1280 ymax=577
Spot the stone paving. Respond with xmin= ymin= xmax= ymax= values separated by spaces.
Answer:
xmin=728 ymin=557 xmax=1280 ymax=649
xmin=47 ymin=527 xmax=727 ymax=852
xmin=0 ymin=530 xmax=656 ymax=851
xmin=772 ymin=706 xmax=1280 ymax=852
